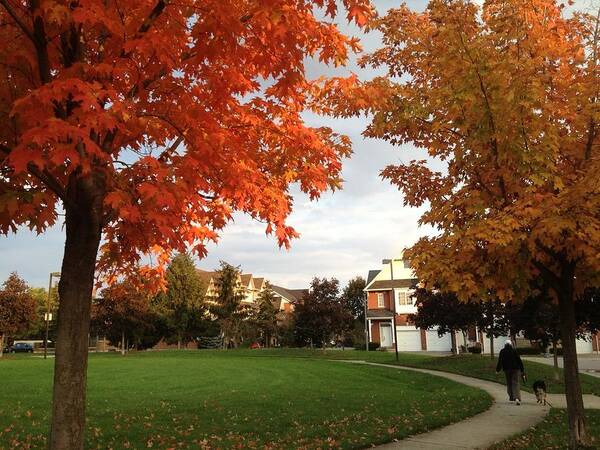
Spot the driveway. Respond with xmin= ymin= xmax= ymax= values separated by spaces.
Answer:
xmin=524 ymin=354 xmax=600 ymax=378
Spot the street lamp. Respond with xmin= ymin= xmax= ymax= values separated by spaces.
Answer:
xmin=44 ymin=272 xmax=61 ymax=359
xmin=382 ymin=259 xmax=399 ymax=362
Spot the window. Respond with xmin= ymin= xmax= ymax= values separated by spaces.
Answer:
xmin=398 ymin=291 xmax=412 ymax=306
xmin=377 ymin=293 xmax=385 ymax=308
xmin=403 ymin=259 xmax=411 ymax=269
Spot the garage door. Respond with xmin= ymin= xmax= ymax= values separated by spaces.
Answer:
xmin=426 ymin=330 xmax=453 ymax=352
xmin=396 ymin=326 xmax=422 ymax=352
xmin=576 ymin=336 xmax=593 ymax=354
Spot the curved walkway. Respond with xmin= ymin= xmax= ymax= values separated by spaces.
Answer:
xmin=338 ymin=361 xmax=548 ymax=449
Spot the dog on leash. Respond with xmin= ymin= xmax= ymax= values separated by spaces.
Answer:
xmin=532 ymin=380 xmax=552 ymax=406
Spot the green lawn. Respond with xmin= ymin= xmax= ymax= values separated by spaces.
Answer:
xmin=0 ymin=351 xmax=491 ymax=449
xmin=247 ymin=349 xmax=600 ymax=395
xmin=489 ymin=409 xmax=600 ymax=449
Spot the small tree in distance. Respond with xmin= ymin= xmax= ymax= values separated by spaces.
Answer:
xmin=211 ymin=262 xmax=249 ymax=349
xmin=341 ymin=276 xmax=367 ymax=322
xmin=92 ymin=282 xmax=163 ymax=355
xmin=410 ymin=288 xmax=481 ymax=355
xmin=153 ymin=253 xmax=206 ymax=349
xmin=476 ymin=299 xmax=508 ymax=359
xmin=251 ymin=282 xmax=279 ymax=348
xmin=293 ymin=277 xmax=353 ymax=348
xmin=0 ymin=273 xmax=36 ymax=357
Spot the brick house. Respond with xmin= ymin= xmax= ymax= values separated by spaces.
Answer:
xmin=365 ymin=256 xmax=600 ymax=354
xmin=364 ymin=257 xmax=455 ymax=352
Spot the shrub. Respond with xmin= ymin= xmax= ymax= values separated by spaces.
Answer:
xmin=468 ymin=345 xmax=482 ymax=354
xmin=550 ymin=347 xmax=564 ymax=356
xmin=516 ymin=347 xmax=542 ymax=355
xmin=354 ymin=342 xmax=380 ymax=351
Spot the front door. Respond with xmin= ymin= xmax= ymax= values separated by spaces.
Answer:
xmin=380 ymin=323 xmax=393 ymax=348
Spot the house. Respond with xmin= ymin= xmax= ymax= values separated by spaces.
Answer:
xmin=365 ymin=256 xmax=600 ymax=354
xmin=197 ymin=269 xmax=263 ymax=304
xmin=271 ymin=285 xmax=307 ymax=315
xmin=364 ymin=257 xmax=455 ymax=352
xmin=365 ymin=256 xmax=512 ymax=353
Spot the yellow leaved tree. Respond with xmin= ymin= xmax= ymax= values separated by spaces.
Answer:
xmin=326 ymin=0 xmax=600 ymax=446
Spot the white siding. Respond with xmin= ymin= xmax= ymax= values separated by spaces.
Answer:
xmin=576 ymin=337 xmax=594 ymax=354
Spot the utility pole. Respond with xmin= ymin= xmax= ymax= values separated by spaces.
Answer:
xmin=44 ymin=272 xmax=60 ymax=359
xmin=383 ymin=259 xmax=400 ymax=362
xmin=364 ymin=291 xmax=369 ymax=352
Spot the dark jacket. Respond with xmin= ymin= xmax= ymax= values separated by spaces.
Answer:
xmin=496 ymin=346 xmax=524 ymax=372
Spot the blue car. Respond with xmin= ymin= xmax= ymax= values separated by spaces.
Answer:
xmin=7 ymin=343 xmax=34 ymax=353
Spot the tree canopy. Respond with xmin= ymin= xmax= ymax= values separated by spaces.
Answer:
xmin=326 ymin=1 xmax=600 ymax=444
xmin=0 ymin=1 xmax=374 ymax=446
xmin=341 ymin=276 xmax=366 ymax=322
xmin=0 ymin=273 xmax=36 ymax=357
xmin=153 ymin=253 xmax=207 ymax=347
xmin=92 ymin=281 xmax=164 ymax=353
xmin=293 ymin=277 xmax=353 ymax=348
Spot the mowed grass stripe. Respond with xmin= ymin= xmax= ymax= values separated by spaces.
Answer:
xmin=0 ymin=351 xmax=491 ymax=449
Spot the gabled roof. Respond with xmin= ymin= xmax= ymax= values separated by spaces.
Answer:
xmin=271 ymin=285 xmax=306 ymax=303
xmin=240 ymin=274 xmax=253 ymax=288
xmin=366 ymin=279 xmax=418 ymax=291
xmin=366 ymin=270 xmax=381 ymax=285
xmin=253 ymin=277 xmax=265 ymax=290
xmin=197 ymin=269 xmax=217 ymax=283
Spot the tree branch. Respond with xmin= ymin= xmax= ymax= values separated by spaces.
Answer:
xmin=26 ymin=164 xmax=67 ymax=201
xmin=0 ymin=0 xmax=35 ymax=43
xmin=158 ymin=135 xmax=183 ymax=162
xmin=30 ymin=0 xmax=51 ymax=84
xmin=1 ymin=143 xmax=67 ymax=200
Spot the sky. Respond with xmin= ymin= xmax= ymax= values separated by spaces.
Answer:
xmin=0 ymin=0 xmax=470 ymax=290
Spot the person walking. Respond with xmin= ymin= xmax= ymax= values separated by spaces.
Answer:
xmin=496 ymin=340 xmax=525 ymax=405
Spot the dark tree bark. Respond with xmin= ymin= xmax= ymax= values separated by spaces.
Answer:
xmin=552 ymin=339 xmax=560 ymax=382
xmin=0 ymin=333 xmax=4 ymax=358
xmin=556 ymin=265 xmax=589 ymax=449
xmin=489 ymin=334 xmax=495 ymax=359
xmin=50 ymin=172 xmax=105 ymax=450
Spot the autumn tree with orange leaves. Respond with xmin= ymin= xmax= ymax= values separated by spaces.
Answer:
xmin=0 ymin=0 xmax=373 ymax=448
xmin=326 ymin=0 xmax=600 ymax=447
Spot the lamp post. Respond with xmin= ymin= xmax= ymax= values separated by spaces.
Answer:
xmin=382 ymin=259 xmax=399 ymax=362
xmin=364 ymin=291 xmax=369 ymax=352
xmin=44 ymin=272 xmax=61 ymax=359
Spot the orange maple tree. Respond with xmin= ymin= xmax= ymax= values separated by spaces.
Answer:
xmin=326 ymin=0 xmax=600 ymax=446
xmin=0 ymin=0 xmax=373 ymax=448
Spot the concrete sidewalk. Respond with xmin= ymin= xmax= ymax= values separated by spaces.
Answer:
xmin=338 ymin=361 xmax=548 ymax=450
xmin=524 ymin=355 xmax=600 ymax=378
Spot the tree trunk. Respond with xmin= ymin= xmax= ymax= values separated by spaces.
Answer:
xmin=121 ymin=331 xmax=125 ymax=356
xmin=450 ymin=331 xmax=457 ymax=355
xmin=557 ymin=276 xmax=589 ymax=448
xmin=50 ymin=173 xmax=105 ymax=450
xmin=0 ymin=333 xmax=4 ymax=358
xmin=177 ymin=338 xmax=181 ymax=350
xmin=552 ymin=339 xmax=560 ymax=382
xmin=490 ymin=333 xmax=495 ymax=359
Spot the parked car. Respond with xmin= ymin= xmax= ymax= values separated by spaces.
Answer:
xmin=7 ymin=343 xmax=34 ymax=353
